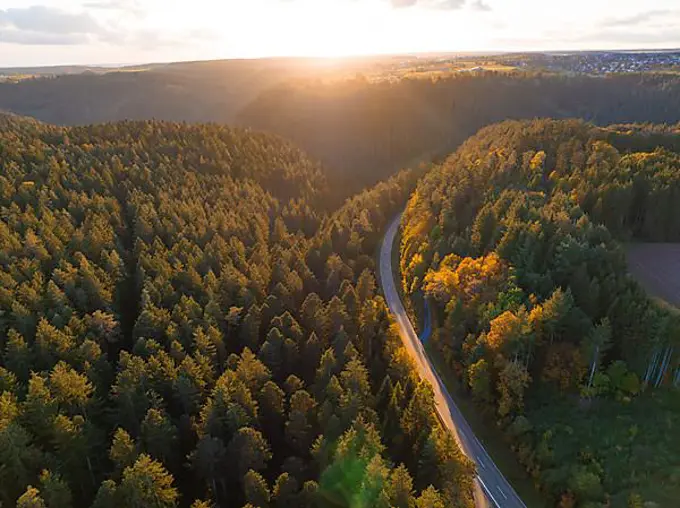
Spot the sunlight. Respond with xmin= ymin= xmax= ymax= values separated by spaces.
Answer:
xmin=185 ymin=0 xmax=396 ymax=58
xmin=145 ymin=0 xmax=491 ymax=59
xmin=243 ymin=0 xmax=388 ymax=58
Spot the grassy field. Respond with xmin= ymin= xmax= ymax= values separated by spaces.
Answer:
xmin=368 ymin=60 xmax=517 ymax=83
xmin=525 ymin=386 xmax=680 ymax=507
xmin=627 ymin=243 xmax=680 ymax=307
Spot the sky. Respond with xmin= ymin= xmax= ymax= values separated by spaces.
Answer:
xmin=1 ymin=0 xmax=680 ymax=67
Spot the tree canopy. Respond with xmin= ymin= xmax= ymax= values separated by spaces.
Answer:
xmin=401 ymin=118 xmax=680 ymax=506
xmin=0 ymin=114 xmax=473 ymax=507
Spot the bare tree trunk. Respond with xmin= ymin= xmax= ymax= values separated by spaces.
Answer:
xmin=587 ymin=345 xmax=599 ymax=388
xmin=643 ymin=348 xmax=659 ymax=386
xmin=655 ymin=347 xmax=673 ymax=387
xmin=86 ymin=456 xmax=96 ymax=488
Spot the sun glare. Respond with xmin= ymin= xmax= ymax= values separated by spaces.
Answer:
xmin=153 ymin=0 xmax=485 ymax=60
xmin=258 ymin=1 xmax=384 ymax=58
xmin=193 ymin=0 xmax=398 ymax=59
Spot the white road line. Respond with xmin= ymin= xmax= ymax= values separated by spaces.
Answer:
xmin=477 ymin=455 xmax=486 ymax=469
xmin=497 ymin=485 xmax=508 ymax=500
xmin=477 ymin=476 xmax=501 ymax=508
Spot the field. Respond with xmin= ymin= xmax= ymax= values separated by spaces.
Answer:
xmin=626 ymin=243 xmax=680 ymax=307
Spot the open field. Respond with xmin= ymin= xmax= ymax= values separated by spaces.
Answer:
xmin=627 ymin=243 xmax=680 ymax=307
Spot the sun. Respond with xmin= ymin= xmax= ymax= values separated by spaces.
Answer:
xmin=201 ymin=0 xmax=395 ymax=58
xmin=163 ymin=0 xmax=479 ymax=60
xmin=160 ymin=0 xmax=473 ymax=59
xmin=259 ymin=1 xmax=382 ymax=58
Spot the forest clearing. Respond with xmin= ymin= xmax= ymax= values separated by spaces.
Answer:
xmin=627 ymin=244 xmax=680 ymax=307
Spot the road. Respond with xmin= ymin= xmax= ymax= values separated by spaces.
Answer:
xmin=379 ymin=214 xmax=526 ymax=508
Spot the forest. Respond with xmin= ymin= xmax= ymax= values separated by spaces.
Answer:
xmin=238 ymin=72 xmax=680 ymax=188
xmin=4 ymin=67 xmax=680 ymax=194
xmin=3 ymin=67 xmax=680 ymax=508
xmin=0 ymin=59 xmax=314 ymax=127
xmin=400 ymin=119 xmax=680 ymax=507
xmin=0 ymin=114 xmax=476 ymax=508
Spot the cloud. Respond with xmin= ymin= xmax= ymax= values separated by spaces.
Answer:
xmin=82 ymin=0 xmax=146 ymax=17
xmin=391 ymin=0 xmax=417 ymax=6
xmin=105 ymin=27 xmax=220 ymax=50
xmin=0 ymin=5 xmax=111 ymax=45
xmin=602 ymin=9 xmax=673 ymax=27
xmin=390 ymin=0 xmax=466 ymax=9
xmin=84 ymin=0 xmax=137 ymax=7
xmin=470 ymin=0 xmax=491 ymax=12
xmin=580 ymin=27 xmax=680 ymax=45
xmin=0 ymin=5 xmax=101 ymax=34
xmin=0 ymin=31 xmax=88 ymax=45
xmin=0 ymin=3 xmax=221 ymax=50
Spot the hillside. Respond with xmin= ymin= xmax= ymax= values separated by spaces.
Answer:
xmin=239 ymin=73 xmax=680 ymax=188
xmin=0 ymin=56 xmax=444 ymax=127
xmin=4 ymin=66 xmax=680 ymax=193
xmin=0 ymin=115 xmax=475 ymax=507
xmin=0 ymin=59 xmax=325 ymax=126
xmin=400 ymin=119 xmax=680 ymax=506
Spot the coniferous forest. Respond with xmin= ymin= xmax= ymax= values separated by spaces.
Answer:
xmin=1 ymin=70 xmax=680 ymax=508
xmin=401 ymin=119 xmax=680 ymax=507
xmin=5 ymin=69 xmax=680 ymax=193
xmin=238 ymin=73 xmax=680 ymax=189
xmin=0 ymin=114 xmax=474 ymax=508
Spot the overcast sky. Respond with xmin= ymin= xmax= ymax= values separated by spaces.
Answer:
xmin=1 ymin=0 xmax=679 ymax=67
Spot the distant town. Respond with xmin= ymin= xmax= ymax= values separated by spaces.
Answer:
xmin=505 ymin=50 xmax=680 ymax=75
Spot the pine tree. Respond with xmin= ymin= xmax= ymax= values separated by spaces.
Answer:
xmin=228 ymin=427 xmax=272 ymax=478
xmin=243 ymin=469 xmax=271 ymax=507
xmin=110 ymin=428 xmax=138 ymax=473
xmin=118 ymin=454 xmax=178 ymax=508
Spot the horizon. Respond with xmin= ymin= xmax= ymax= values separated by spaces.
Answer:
xmin=1 ymin=0 xmax=680 ymax=67
xmin=2 ymin=47 xmax=680 ymax=71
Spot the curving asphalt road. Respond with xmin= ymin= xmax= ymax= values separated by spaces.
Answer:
xmin=379 ymin=214 xmax=526 ymax=508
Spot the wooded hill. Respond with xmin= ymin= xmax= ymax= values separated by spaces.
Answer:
xmin=3 ymin=66 xmax=680 ymax=193
xmin=401 ymin=119 xmax=680 ymax=507
xmin=0 ymin=59 xmax=321 ymax=126
xmin=0 ymin=114 xmax=475 ymax=508
xmin=238 ymin=73 xmax=680 ymax=188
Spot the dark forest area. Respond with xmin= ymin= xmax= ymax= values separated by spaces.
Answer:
xmin=239 ymin=73 xmax=680 ymax=189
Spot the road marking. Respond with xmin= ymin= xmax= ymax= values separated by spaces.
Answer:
xmin=476 ymin=456 xmax=486 ymax=469
xmin=497 ymin=485 xmax=508 ymax=500
xmin=477 ymin=476 xmax=501 ymax=508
